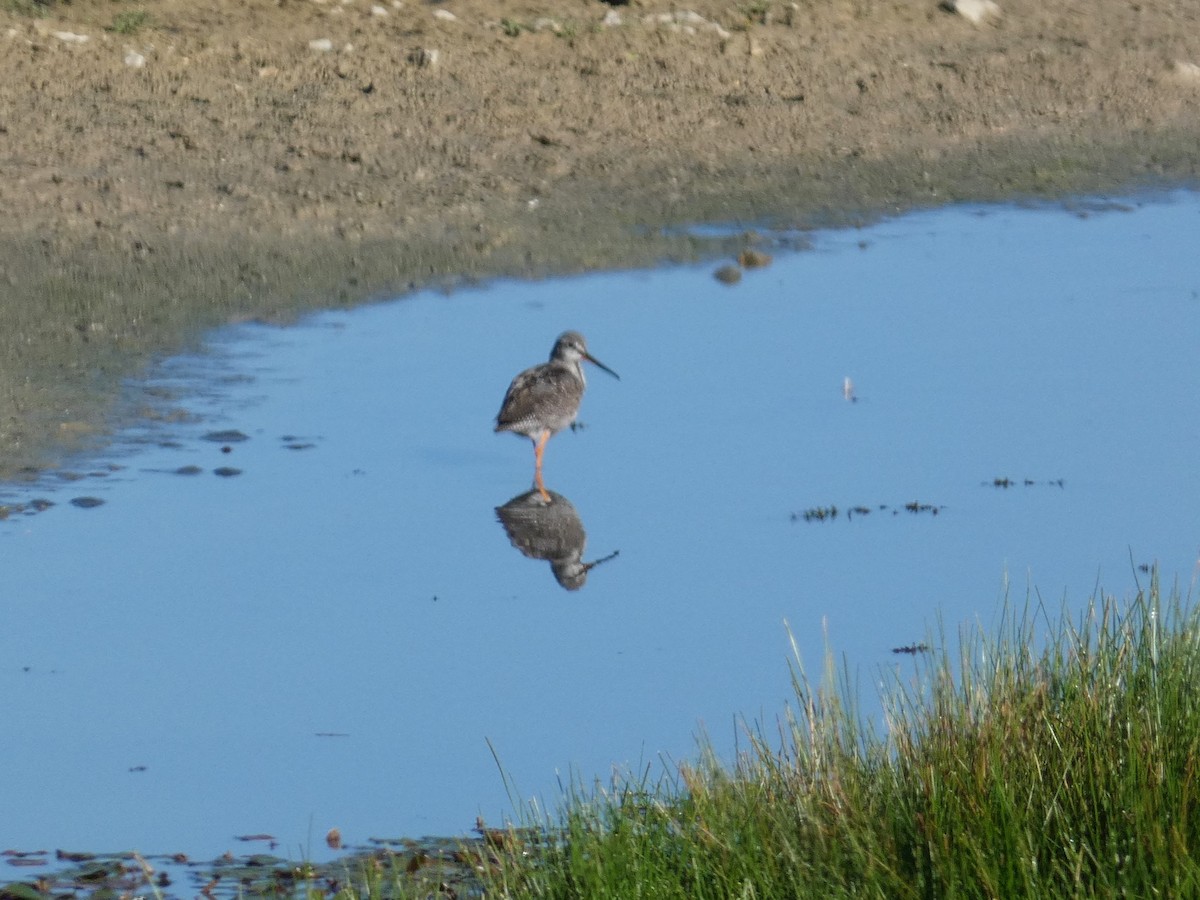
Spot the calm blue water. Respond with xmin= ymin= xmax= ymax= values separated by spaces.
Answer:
xmin=3 ymin=193 xmax=1198 ymax=866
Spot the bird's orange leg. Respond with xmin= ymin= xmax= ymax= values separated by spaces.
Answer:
xmin=533 ymin=430 xmax=550 ymax=474
xmin=533 ymin=431 xmax=551 ymax=501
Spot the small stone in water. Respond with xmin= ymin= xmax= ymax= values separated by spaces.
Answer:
xmin=714 ymin=264 xmax=742 ymax=285
xmin=738 ymin=249 xmax=772 ymax=268
xmin=213 ymin=467 xmax=242 ymax=477
xmin=70 ymin=496 xmax=106 ymax=509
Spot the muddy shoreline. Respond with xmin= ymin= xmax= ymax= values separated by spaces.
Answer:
xmin=2 ymin=0 xmax=1198 ymax=478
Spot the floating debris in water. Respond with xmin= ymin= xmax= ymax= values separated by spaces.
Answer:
xmin=56 ymin=850 xmax=97 ymax=863
xmin=793 ymin=505 xmax=838 ymax=522
xmin=281 ymin=436 xmax=317 ymax=451
xmin=987 ymin=476 xmax=1065 ymax=489
xmin=202 ymin=430 xmax=250 ymax=443
xmin=175 ymin=465 xmax=204 ymax=476
xmin=892 ymin=642 xmax=930 ymax=655
xmin=0 ymin=834 xmax=499 ymax=900
xmin=0 ymin=498 xmax=57 ymax=521
xmin=3 ymin=849 xmax=49 ymax=866
xmin=213 ymin=467 xmax=242 ymax=478
xmin=792 ymin=501 xmax=945 ymax=522
xmin=70 ymin=496 xmax=106 ymax=509
xmin=326 ymin=829 xmax=343 ymax=851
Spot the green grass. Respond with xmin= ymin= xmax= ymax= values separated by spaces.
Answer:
xmin=500 ymin=18 xmax=527 ymax=37
xmin=107 ymin=8 xmax=149 ymax=34
xmin=480 ymin=575 xmax=1200 ymax=898
xmin=3 ymin=0 xmax=52 ymax=16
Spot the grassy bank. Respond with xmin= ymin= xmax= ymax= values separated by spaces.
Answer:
xmin=10 ymin=578 xmax=1192 ymax=898
xmin=471 ymin=576 xmax=1198 ymax=898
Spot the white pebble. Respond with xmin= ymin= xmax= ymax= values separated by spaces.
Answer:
xmin=124 ymin=50 xmax=145 ymax=67
xmin=1173 ymin=60 xmax=1200 ymax=83
xmin=409 ymin=47 xmax=440 ymax=67
xmin=433 ymin=8 xmax=457 ymax=21
xmin=643 ymin=10 xmax=728 ymax=36
xmin=308 ymin=37 xmax=335 ymax=51
xmin=602 ymin=9 xmax=622 ymax=27
xmin=54 ymin=30 xmax=90 ymax=44
xmin=943 ymin=0 xmax=1000 ymax=25
xmin=371 ymin=4 xmax=388 ymax=15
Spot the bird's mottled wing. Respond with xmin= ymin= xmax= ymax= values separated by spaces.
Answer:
xmin=495 ymin=364 xmax=582 ymax=431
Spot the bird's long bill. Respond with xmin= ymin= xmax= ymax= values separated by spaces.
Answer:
xmin=584 ymin=353 xmax=620 ymax=380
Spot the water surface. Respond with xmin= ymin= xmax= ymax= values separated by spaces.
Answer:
xmin=3 ymin=193 xmax=1198 ymax=867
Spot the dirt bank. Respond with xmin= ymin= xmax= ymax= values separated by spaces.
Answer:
xmin=1 ymin=0 xmax=1198 ymax=479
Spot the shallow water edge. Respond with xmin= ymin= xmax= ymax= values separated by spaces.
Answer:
xmin=3 ymin=129 xmax=1198 ymax=482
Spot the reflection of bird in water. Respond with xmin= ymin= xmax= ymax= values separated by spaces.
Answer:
xmin=495 ymin=331 xmax=619 ymax=500
xmin=495 ymin=488 xmax=619 ymax=591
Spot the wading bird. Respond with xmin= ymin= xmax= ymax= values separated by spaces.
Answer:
xmin=495 ymin=331 xmax=619 ymax=498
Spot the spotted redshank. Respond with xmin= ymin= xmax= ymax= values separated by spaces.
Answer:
xmin=495 ymin=331 xmax=619 ymax=497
